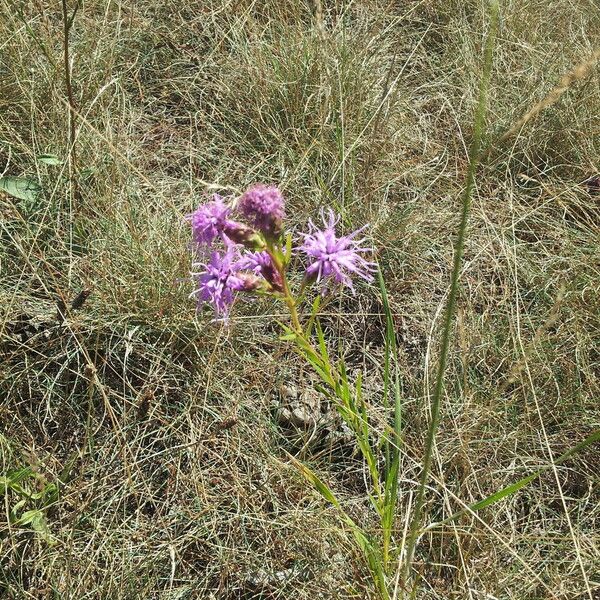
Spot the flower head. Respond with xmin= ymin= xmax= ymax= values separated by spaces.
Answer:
xmin=299 ymin=209 xmax=376 ymax=293
xmin=191 ymin=245 xmax=250 ymax=319
xmin=238 ymin=250 xmax=283 ymax=292
xmin=238 ymin=184 xmax=285 ymax=238
xmin=188 ymin=195 xmax=231 ymax=247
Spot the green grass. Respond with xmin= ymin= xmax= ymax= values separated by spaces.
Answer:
xmin=1 ymin=0 xmax=599 ymax=598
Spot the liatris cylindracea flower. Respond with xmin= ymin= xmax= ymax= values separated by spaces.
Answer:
xmin=238 ymin=250 xmax=283 ymax=292
xmin=188 ymin=185 xmax=377 ymax=321
xmin=191 ymin=245 xmax=259 ymax=319
xmin=188 ymin=194 xmax=231 ymax=247
xmin=299 ymin=209 xmax=376 ymax=293
xmin=189 ymin=194 xmax=264 ymax=251
xmin=238 ymin=184 xmax=285 ymax=238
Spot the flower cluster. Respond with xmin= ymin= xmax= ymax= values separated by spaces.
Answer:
xmin=188 ymin=184 xmax=375 ymax=321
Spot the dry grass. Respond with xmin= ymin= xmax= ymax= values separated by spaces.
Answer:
xmin=1 ymin=0 xmax=599 ymax=598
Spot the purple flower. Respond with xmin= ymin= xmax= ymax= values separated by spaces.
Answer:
xmin=191 ymin=245 xmax=251 ymax=319
xmin=238 ymin=250 xmax=272 ymax=274
xmin=238 ymin=250 xmax=283 ymax=292
xmin=188 ymin=195 xmax=231 ymax=247
xmin=299 ymin=209 xmax=376 ymax=293
xmin=238 ymin=184 xmax=285 ymax=238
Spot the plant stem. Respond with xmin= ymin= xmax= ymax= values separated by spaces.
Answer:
xmin=400 ymin=2 xmax=499 ymax=592
xmin=281 ymin=271 xmax=302 ymax=333
xmin=266 ymin=245 xmax=303 ymax=333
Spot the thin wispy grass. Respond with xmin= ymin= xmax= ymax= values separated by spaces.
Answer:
xmin=1 ymin=0 xmax=599 ymax=598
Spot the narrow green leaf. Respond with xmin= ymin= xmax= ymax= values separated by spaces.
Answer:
xmin=355 ymin=371 xmax=363 ymax=405
xmin=59 ymin=450 xmax=80 ymax=484
xmin=9 ymin=498 xmax=27 ymax=523
xmin=309 ymin=363 xmax=332 ymax=386
xmin=17 ymin=508 xmax=41 ymax=526
xmin=0 ymin=468 xmax=33 ymax=497
xmin=431 ymin=428 xmax=600 ymax=529
xmin=37 ymin=154 xmax=62 ymax=165
xmin=279 ymin=333 xmax=297 ymax=341
xmin=305 ymin=295 xmax=321 ymax=337
xmin=315 ymin=320 xmax=329 ymax=364
xmin=378 ymin=267 xmax=402 ymax=459
xmin=378 ymin=264 xmax=403 ymax=572
xmin=289 ymin=455 xmax=342 ymax=510
xmin=291 ymin=454 xmax=389 ymax=598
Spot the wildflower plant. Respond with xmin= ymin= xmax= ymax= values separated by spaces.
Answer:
xmin=188 ymin=186 xmax=398 ymax=586
xmin=186 ymin=8 xmax=600 ymax=595
xmin=187 ymin=184 xmax=600 ymax=599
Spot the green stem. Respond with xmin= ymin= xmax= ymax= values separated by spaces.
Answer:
xmin=401 ymin=2 xmax=499 ymax=593
xmin=282 ymin=275 xmax=302 ymax=334
xmin=267 ymin=245 xmax=302 ymax=333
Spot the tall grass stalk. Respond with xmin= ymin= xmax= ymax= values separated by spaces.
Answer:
xmin=61 ymin=0 xmax=81 ymax=202
xmin=400 ymin=1 xmax=500 ymax=590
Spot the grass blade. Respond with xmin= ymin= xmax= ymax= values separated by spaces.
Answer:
xmin=378 ymin=267 xmax=403 ymax=570
xmin=288 ymin=453 xmax=389 ymax=599
xmin=427 ymin=428 xmax=600 ymax=529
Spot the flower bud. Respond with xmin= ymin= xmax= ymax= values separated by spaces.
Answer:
xmin=222 ymin=221 xmax=265 ymax=251
xmin=237 ymin=251 xmax=283 ymax=293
